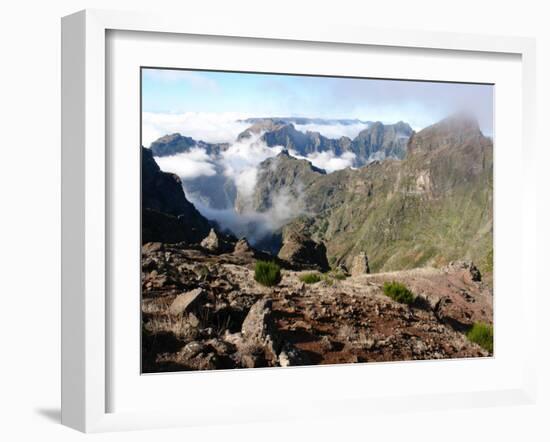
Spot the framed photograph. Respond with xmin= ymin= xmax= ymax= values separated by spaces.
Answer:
xmin=61 ymin=9 xmax=537 ymax=432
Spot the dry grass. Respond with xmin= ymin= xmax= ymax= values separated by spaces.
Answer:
xmin=143 ymin=297 xmax=233 ymax=340
xmin=143 ymin=313 xmax=198 ymax=339
xmin=141 ymin=296 xmax=175 ymax=314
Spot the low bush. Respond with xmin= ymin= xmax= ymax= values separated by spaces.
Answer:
xmin=300 ymin=273 xmax=322 ymax=284
xmin=466 ymin=322 xmax=493 ymax=352
xmin=382 ymin=281 xmax=415 ymax=305
xmin=254 ymin=261 xmax=281 ymax=287
xmin=329 ymin=269 xmax=347 ymax=280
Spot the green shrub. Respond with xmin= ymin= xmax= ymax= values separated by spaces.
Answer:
xmin=331 ymin=271 xmax=347 ymax=281
xmin=466 ymin=322 xmax=493 ymax=352
xmin=382 ymin=281 xmax=415 ymax=305
xmin=322 ymin=274 xmax=335 ymax=286
xmin=254 ymin=261 xmax=281 ymax=287
xmin=300 ymin=273 xmax=322 ymax=284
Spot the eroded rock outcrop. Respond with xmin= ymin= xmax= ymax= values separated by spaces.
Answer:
xmin=278 ymin=230 xmax=329 ymax=272
xmin=233 ymin=238 xmax=254 ymax=256
xmin=200 ymin=228 xmax=235 ymax=254
xmin=444 ymin=260 xmax=482 ymax=282
xmin=350 ymin=252 xmax=370 ymax=276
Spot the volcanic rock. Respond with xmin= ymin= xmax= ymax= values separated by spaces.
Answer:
xmin=278 ymin=230 xmax=329 ymax=272
xmin=168 ymin=288 xmax=206 ymax=315
xmin=350 ymin=252 xmax=370 ymax=276
xmin=240 ymin=298 xmax=280 ymax=364
xmin=141 ymin=147 xmax=210 ymax=244
xmin=444 ymin=260 xmax=482 ymax=282
xmin=142 ymin=243 xmax=492 ymax=373
xmin=233 ymin=238 xmax=254 ymax=256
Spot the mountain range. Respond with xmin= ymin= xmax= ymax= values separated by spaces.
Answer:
xmin=141 ymin=114 xmax=494 ymax=372
xmin=252 ymin=115 xmax=493 ymax=272
xmin=150 ymin=118 xmax=413 ymax=166
xmin=143 ymin=114 xmax=493 ymax=276
xmin=148 ymin=117 xmax=414 ymax=211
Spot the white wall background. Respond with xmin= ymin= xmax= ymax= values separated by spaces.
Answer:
xmin=0 ymin=1 xmax=547 ymax=440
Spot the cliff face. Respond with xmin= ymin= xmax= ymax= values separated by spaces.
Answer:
xmin=150 ymin=133 xmax=228 ymax=157
xmin=146 ymin=118 xmax=414 ymax=213
xmin=236 ymin=150 xmax=325 ymax=213
xmin=350 ymin=121 xmax=412 ymax=161
xmin=251 ymin=116 xmax=493 ymax=273
xmin=141 ymin=147 xmax=211 ymax=244
xmin=249 ymin=120 xmax=412 ymax=165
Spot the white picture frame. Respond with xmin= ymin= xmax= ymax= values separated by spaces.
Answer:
xmin=61 ymin=9 xmax=537 ymax=433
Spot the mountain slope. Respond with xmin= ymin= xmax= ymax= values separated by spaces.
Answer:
xmin=239 ymin=149 xmax=325 ymax=213
xmin=142 ymin=147 xmax=211 ymax=243
xmin=252 ymin=116 xmax=493 ymax=273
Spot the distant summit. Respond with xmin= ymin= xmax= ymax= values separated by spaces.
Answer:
xmin=239 ymin=117 xmax=372 ymax=126
xmin=236 ymin=118 xmax=413 ymax=166
xmin=150 ymin=133 xmax=229 ymax=157
xmin=407 ymin=114 xmax=488 ymax=155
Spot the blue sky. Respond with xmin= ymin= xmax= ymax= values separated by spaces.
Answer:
xmin=142 ymin=68 xmax=494 ymax=135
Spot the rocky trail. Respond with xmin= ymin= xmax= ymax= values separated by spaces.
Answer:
xmin=141 ymin=240 xmax=493 ymax=372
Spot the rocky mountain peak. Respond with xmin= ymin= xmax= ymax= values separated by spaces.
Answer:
xmin=407 ymin=114 xmax=486 ymax=155
xmin=150 ymin=133 xmax=196 ymax=157
xmin=262 ymin=150 xmax=327 ymax=175
xmin=150 ymin=133 xmax=229 ymax=157
xmin=351 ymin=121 xmax=413 ymax=163
xmin=237 ymin=119 xmax=289 ymax=141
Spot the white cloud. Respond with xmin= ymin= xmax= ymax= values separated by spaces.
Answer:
xmin=154 ymin=148 xmax=216 ymax=180
xmin=191 ymin=187 xmax=307 ymax=245
xmin=142 ymin=112 xmax=251 ymax=146
xmin=267 ymin=186 xmax=308 ymax=230
xmin=294 ymin=122 xmax=369 ymax=140
xmin=150 ymin=118 xmax=359 ymax=244
xmin=219 ymin=135 xmax=283 ymax=203
xmin=289 ymin=149 xmax=356 ymax=173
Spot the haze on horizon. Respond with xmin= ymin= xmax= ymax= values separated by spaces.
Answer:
xmin=141 ymin=67 xmax=494 ymax=147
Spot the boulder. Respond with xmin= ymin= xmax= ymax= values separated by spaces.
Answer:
xmin=350 ymin=252 xmax=370 ymax=276
xmin=200 ymin=228 xmax=234 ymax=254
xmin=240 ymin=298 xmax=280 ymax=364
xmin=201 ymin=228 xmax=220 ymax=252
xmin=241 ymin=299 xmax=275 ymax=342
xmin=142 ymin=242 xmax=164 ymax=254
xmin=444 ymin=260 xmax=482 ymax=282
xmin=233 ymin=238 xmax=254 ymax=256
xmin=157 ymin=341 xmax=222 ymax=370
xmin=168 ymin=288 xmax=206 ymax=315
xmin=278 ymin=231 xmax=329 ymax=272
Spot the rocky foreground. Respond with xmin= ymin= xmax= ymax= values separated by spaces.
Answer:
xmin=141 ymin=240 xmax=493 ymax=372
